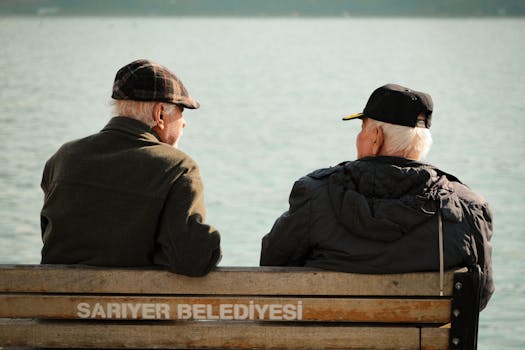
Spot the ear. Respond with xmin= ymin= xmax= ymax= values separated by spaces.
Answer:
xmin=372 ymin=126 xmax=384 ymax=155
xmin=152 ymin=103 xmax=165 ymax=130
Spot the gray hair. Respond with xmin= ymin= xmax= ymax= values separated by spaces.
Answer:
xmin=110 ymin=100 xmax=175 ymax=128
xmin=364 ymin=118 xmax=432 ymax=160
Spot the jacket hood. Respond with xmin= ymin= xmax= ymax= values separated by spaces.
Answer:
xmin=321 ymin=156 xmax=462 ymax=242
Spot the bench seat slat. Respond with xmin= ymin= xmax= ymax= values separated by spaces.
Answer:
xmin=421 ymin=327 xmax=450 ymax=350
xmin=0 ymin=294 xmax=451 ymax=323
xmin=0 ymin=318 xmax=430 ymax=350
xmin=0 ymin=265 xmax=458 ymax=296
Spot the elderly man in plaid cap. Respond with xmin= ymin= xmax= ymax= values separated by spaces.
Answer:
xmin=40 ymin=59 xmax=221 ymax=277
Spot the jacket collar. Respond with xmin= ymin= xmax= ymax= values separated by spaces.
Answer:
xmin=358 ymin=155 xmax=425 ymax=168
xmin=357 ymin=156 xmax=462 ymax=184
xmin=101 ymin=116 xmax=162 ymax=143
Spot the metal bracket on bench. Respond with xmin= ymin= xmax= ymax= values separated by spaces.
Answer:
xmin=449 ymin=265 xmax=482 ymax=350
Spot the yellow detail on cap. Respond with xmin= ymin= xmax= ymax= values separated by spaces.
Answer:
xmin=342 ymin=113 xmax=363 ymax=121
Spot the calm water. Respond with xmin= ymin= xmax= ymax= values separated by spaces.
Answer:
xmin=0 ymin=16 xmax=524 ymax=348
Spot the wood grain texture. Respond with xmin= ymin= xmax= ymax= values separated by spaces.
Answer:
xmin=0 ymin=319 xmax=424 ymax=350
xmin=421 ymin=327 xmax=450 ymax=350
xmin=0 ymin=265 xmax=464 ymax=349
xmin=0 ymin=294 xmax=451 ymax=322
xmin=0 ymin=265 xmax=460 ymax=296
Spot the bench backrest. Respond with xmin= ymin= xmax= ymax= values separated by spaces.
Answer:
xmin=0 ymin=264 xmax=481 ymax=349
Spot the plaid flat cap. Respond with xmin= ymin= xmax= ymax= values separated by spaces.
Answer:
xmin=112 ymin=59 xmax=200 ymax=109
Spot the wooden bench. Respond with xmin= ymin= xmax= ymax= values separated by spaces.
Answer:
xmin=0 ymin=264 xmax=482 ymax=349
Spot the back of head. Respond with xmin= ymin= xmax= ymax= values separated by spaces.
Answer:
xmin=344 ymin=84 xmax=434 ymax=160
xmin=110 ymin=59 xmax=199 ymax=126
xmin=111 ymin=100 xmax=159 ymax=127
xmin=364 ymin=118 xmax=432 ymax=160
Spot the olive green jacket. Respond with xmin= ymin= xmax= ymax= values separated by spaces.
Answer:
xmin=41 ymin=117 xmax=221 ymax=276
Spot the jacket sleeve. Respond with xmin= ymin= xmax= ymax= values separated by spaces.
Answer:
xmin=260 ymin=179 xmax=312 ymax=266
xmin=155 ymin=167 xmax=221 ymax=277
xmin=470 ymin=202 xmax=494 ymax=311
xmin=40 ymin=157 xmax=54 ymax=238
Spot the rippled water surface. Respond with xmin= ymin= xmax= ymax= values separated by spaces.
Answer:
xmin=0 ymin=16 xmax=524 ymax=349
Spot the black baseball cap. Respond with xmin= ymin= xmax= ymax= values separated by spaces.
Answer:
xmin=343 ymin=84 xmax=433 ymax=128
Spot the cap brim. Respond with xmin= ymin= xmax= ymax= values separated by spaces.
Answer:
xmin=175 ymin=96 xmax=200 ymax=110
xmin=342 ymin=113 xmax=363 ymax=121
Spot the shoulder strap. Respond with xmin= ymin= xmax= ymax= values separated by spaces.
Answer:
xmin=438 ymin=209 xmax=444 ymax=296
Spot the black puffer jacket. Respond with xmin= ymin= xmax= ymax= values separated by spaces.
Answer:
xmin=260 ymin=156 xmax=493 ymax=309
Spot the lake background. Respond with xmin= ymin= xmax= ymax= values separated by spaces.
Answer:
xmin=0 ymin=9 xmax=524 ymax=349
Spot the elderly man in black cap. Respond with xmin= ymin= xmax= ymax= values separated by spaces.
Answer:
xmin=40 ymin=59 xmax=221 ymax=277
xmin=260 ymin=84 xmax=494 ymax=310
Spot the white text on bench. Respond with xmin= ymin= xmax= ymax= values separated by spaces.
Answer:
xmin=76 ymin=301 xmax=303 ymax=320
xmin=177 ymin=301 xmax=303 ymax=320
xmin=76 ymin=302 xmax=170 ymax=319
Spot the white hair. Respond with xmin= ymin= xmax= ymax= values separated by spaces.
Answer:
xmin=365 ymin=118 xmax=433 ymax=160
xmin=110 ymin=100 xmax=175 ymax=128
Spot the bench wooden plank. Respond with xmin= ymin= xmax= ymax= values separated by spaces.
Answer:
xmin=421 ymin=327 xmax=450 ymax=350
xmin=0 ymin=265 xmax=481 ymax=350
xmin=0 ymin=318 xmax=424 ymax=350
xmin=0 ymin=265 xmax=458 ymax=296
xmin=0 ymin=294 xmax=451 ymax=323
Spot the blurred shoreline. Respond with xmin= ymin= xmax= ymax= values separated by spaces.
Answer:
xmin=1 ymin=0 xmax=524 ymax=18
